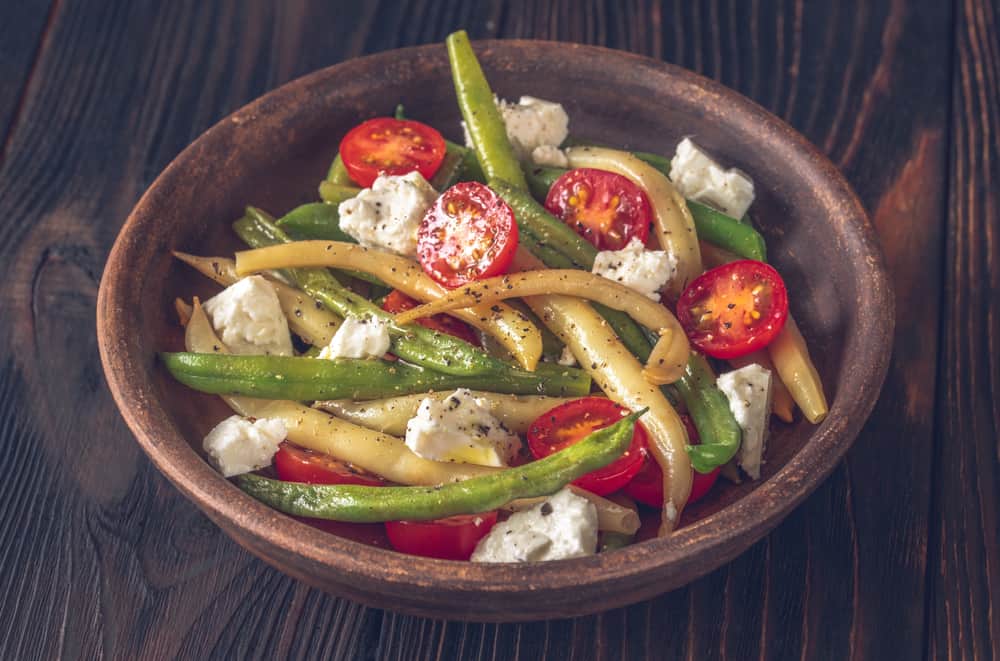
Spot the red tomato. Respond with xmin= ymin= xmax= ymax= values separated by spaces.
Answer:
xmin=676 ymin=260 xmax=789 ymax=359
xmin=417 ymin=182 xmax=519 ymax=288
xmin=624 ymin=415 xmax=720 ymax=507
xmin=527 ymin=398 xmax=647 ymax=496
xmin=385 ymin=511 xmax=498 ymax=560
xmin=339 ymin=118 xmax=446 ymax=187
xmin=544 ymin=168 xmax=652 ymax=250
xmin=381 ymin=289 xmax=481 ymax=346
xmin=273 ymin=442 xmax=385 ymax=486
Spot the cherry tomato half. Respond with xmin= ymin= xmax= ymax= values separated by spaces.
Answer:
xmin=624 ymin=415 xmax=720 ymax=507
xmin=527 ymin=398 xmax=647 ymax=496
xmin=385 ymin=511 xmax=499 ymax=560
xmin=676 ymin=260 xmax=789 ymax=359
xmin=339 ymin=117 xmax=446 ymax=188
xmin=417 ymin=182 xmax=519 ymax=289
xmin=544 ymin=168 xmax=652 ymax=250
xmin=274 ymin=442 xmax=385 ymax=486
xmin=381 ymin=289 xmax=481 ymax=347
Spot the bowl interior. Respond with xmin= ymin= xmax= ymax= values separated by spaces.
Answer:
xmin=100 ymin=41 xmax=890 ymax=620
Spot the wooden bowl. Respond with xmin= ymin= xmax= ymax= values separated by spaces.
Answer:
xmin=97 ymin=40 xmax=893 ymax=622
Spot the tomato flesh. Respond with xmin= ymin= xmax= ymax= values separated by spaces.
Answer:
xmin=527 ymin=398 xmax=647 ymax=496
xmin=339 ymin=117 xmax=446 ymax=188
xmin=544 ymin=168 xmax=652 ymax=250
xmin=385 ymin=511 xmax=498 ymax=560
xmin=624 ymin=415 xmax=720 ymax=507
xmin=676 ymin=260 xmax=789 ymax=359
xmin=381 ymin=289 xmax=481 ymax=346
xmin=417 ymin=182 xmax=519 ymax=288
xmin=274 ymin=442 xmax=385 ymax=487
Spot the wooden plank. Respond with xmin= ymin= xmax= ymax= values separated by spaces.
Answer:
xmin=0 ymin=1 xmax=56 ymax=156
xmin=929 ymin=0 xmax=1000 ymax=658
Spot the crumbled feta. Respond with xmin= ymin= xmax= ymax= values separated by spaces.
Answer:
xmin=557 ymin=345 xmax=578 ymax=367
xmin=531 ymin=144 xmax=569 ymax=168
xmin=465 ymin=96 xmax=569 ymax=161
xmin=591 ymin=237 xmax=676 ymax=301
xmin=202 ymin=276 xmax=293 ymax=356
xmin=337 ymin=171 xmax=438 ymax=257
xmin=202 ymin=415 xmax=287 ymax=477
xmin=404 ymin=388 xmax=519 ymax=467
xmin=471 ymin=488 xmax=598 ymax=562
xmin=318 ymin=315 xmax=391 ymax=360
xmin=716 ymin=364 xmax=773 ymax=480
xmin=669 ymin=137 xmax=755 ymax=219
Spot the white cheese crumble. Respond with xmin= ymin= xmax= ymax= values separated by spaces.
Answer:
xmin=404 ymin=388 xmax=519 ymax=467
xmin=202 ymin=276 xmax=293 ymax=356
xmin=318 ymin=315 xmax=391 ymax=360
xmin=557 ymin=345 xmax=578 ymax=367
xmin=591 ymin=237 xmax=677 ymax=301
xmin=669 ymin=137 xmax=755 ymax=219
xmin=716 ymin=364 xmax=773 ymax=480
xmin=471 ymin=487 xmax=598 ymax=562
xmin=202 ymin=415 xmax=287 ymax=477
xmin=337 ymin=171 xmax=438 ymax=257
xmin=531 ymin=144 xmax=569 ymax=168
xmin=464 ymin=96 xmax=569 ymax=161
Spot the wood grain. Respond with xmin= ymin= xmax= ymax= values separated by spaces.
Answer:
xmin=0 ymin=0 xmax=982 ymax=658
xmin=929 ymin=0 xmax=1000 ymax=658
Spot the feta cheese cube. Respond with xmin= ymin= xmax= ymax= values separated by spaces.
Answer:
xmin=557 ymin=345 xmax=578 ymax=367
xmin=531 ymin=144 xmax=569 ymax=168
xmin=471 ymin=487 xmax=598 ymax=562
xmin=202 ymin=415 xmax=287 ymax=477
xmin=337 ymin=171 xmax=438 ymax=257
xmin=465 ymin=96 xmax=569 ymax=161
xmin=716 ymin=364 xmax=773 ymax=480
xmin=591 ymin=237 xmax=677 ymax=301
xmin=404 ymin=388 xmax=519 ymax=467
xmin=318 ymin=315 xmax=391 ymax=360
xmin=669 ymin=137 xmax=755 ymax=219
xmin=202 ymin=276 xmax=293 ymax=356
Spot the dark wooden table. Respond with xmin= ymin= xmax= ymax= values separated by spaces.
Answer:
xmin=1 ymin=1 xmax=997 ymax=658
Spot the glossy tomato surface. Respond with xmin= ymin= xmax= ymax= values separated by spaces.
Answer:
xmin=274 ymin=442 xmax=385 ymax=486
xmin=339 ymin=117 xmax=446 ymax=187
xmin=381 ymin=289 xmax=480 ymax=346
xmin=417 ymin=182 xmax=519 ymax=288
xmin=676 ymin=260 xmax=789 ymax=359
xmin=624 ymin=415 xmax=720 ymax=507
xmin=527 ymin=398 xmax=647 ymax=496
xmin=544 ymin=167 xmax=652 ymax=250
xmin=384 ymin=511 xmax=498 ymax=560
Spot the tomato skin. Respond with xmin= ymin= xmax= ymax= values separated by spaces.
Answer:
xmin=676 ymin=260 xmax=789 ymax=359
xmin=544 ymin=168 xmax=652 ymax=250
xmin=339 ymin=118 xmax=446 ymax=188
xmin=527 ymin=398 xmax=648 ymax=496
xmin=381 ymin=289 xmax=481 ymax=346
xmin=624 ymin=415 xmax=719 ymax=507
xmin=417 ymin=182 xmax=519 ymax=289
xmin=385 ymin=511 xmax=498 ymax=560
xmin=273 ymin=442 xmax=385 ymax=487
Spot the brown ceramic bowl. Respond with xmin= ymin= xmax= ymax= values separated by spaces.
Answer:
xmin=97 ymin=40 xmax=892 ymax=621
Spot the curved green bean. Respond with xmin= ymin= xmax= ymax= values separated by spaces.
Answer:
xmin=686 ymin=200 xmax=767 ymax=262
xmin=672 ymin=352 xmax=742 ymax=472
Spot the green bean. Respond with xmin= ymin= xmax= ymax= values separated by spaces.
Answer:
xmin=673 ymin=352 xmax=742 ymax=473
xmin=446 ymin=30 xmax=527 ymax=189
xmin=631 ymin=150 xmax=672 ymax=174
xmin=448 ymin=139 xmax=487 ymax=183
xmin=325 ymin=154 xmax=354 ymax=186
xmin=524 ymin=165 xmax=567 ymax=202
xmin=161 ymin=352 xmax=592 ymax=401
xmin=318 ymin=181 xmax=361 ymax=205
xmin=686 ymin=200 xmax=767 ymax=262
xmin=430 ymin=147 xmax=466 ymax=190
xmin=394 ymin=103 xmax=406 ymax=120
xmin=235 ymin=410 xmax=643 ymax=522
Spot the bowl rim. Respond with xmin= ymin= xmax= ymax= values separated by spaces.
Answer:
xmin=97 ymin=39 xmax=893 ymax=615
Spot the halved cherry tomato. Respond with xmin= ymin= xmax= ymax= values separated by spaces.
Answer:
xmin=527 ymin=398 xmax=647 ymax=496
xmin=417 ymin=182 xmax=519 ymax=289
xmin=544 ymin=168 xmax=652 ymax=250
xmin=385 ymin=511 xmax=498 ymax=560
xmin=274 ymin=442 xmax=385 ymax=486
xmin=624 ymin=415 xmax=719 ymax=507
xmin=381 ymin=289 xmax=481 ymax=347
xmin=676 ymin=260 xmax=789 ymax=359
xmin=339 ymin=117 xmax=446 ymax=187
